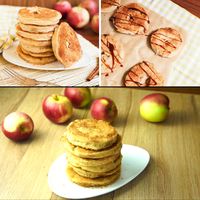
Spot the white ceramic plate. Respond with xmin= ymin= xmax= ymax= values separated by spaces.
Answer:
xmin=48 ymin=144 xmax=150 ymax=199
xmin=2 ymin=37 xmax=91 ymax=71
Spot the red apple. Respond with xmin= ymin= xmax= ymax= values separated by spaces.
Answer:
xmin=79 ymin=0 xmax=98 ymax=17
xmin=90 ymin=97 xmax=118 ymax=122
xmin=42 ymin=94 xmax=73 ymax=124
xmin=140 ymin=93 xmax=170 ymax=122
xmin=91 ymin=14 xmax=99 ymax=33
xmin=67 ymin=7 xmax=90 ymax=28
xmin=64 ymin=88 xmax=92 ymax=108
xmin=54 ymin=0 xmax=72 ymax=17
xmin=1 ymin=112 xmax=34 ymax=141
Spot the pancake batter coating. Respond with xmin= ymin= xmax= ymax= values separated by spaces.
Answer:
xmin=64 ymin=134 xmax=122 ymax=159
xmin=102 ymin=0 xmax=121 ymax=12
xmin=52 ymin=22 xmax=82 ymax=67
xmin=18 ymin=7 xmax=62 ymax=26
xmin=111 ymin=3 xmax=150 ymax=35
xmin=150 ymin=27 xmax=182 ymax=57
xmin=124 ymin=61 xmax=164 ymax=86
xmin=65 ymin=119 xmax=118 ymax=150
xmin=67 ymin=166 xmax=120 ymax=187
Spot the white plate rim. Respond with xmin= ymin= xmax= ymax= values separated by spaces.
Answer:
xmin=48 ymin=144 xmax=150 ymax=199
xmin=2 ymin=39 xmax=92 ymax=71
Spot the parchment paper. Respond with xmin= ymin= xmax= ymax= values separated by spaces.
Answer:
xmin=101 ymin=0 xmax=187 ymax=86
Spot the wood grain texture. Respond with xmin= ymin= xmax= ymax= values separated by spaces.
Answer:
xmin=27 ymin=0 xmax=53 ymax=7
xmin=0 ymin=0 xmax=27 ymax=6
xmin=0 ymin=88 xmax=200 ymax=199
xmin=0 ymin=0 xmax=94 ymax=7
xmin=27 ymin=0 xmax=97 ymax=7
xmin=142 ymin=87 xmax=200 ymax=94
xmin=171 ymin=0 xmax=200 ymax=18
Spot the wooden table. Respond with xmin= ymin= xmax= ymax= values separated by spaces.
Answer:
xmin=171 ymin=0 xmax=200 ymax=18
xmin=0 ymin=88 xmax=200 ymax=199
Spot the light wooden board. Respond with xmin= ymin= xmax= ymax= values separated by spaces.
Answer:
xmin=0 ymin=88 xmax=200 ymax=199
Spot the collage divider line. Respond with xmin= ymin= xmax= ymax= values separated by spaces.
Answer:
xmin=99 ymin=0 xmax=102 ymax=87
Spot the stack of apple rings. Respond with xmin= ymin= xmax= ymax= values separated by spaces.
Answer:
xmin=63 ymin=119 xmax=122 ymax=187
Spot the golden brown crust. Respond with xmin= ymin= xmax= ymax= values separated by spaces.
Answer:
xmin=16 ymin=24 xmax=53 ymax=41
xmin=20 ymin=46 xmax=54 ymax=58
xmin=67 ymin=166 xmax=120 ymax=187
xmin=17 ymin=45 xmax=56 ymax=65
xmin=19 ymin=23 xmax=57 ymax=33
xmin=18 ymin=7 xmax=62 ymax=26
xmin=70 ymin=164 xmax=121 ymax=178
xmin=64 ymin=135 xmax=122 ymax=159
xmin=16 ymin=34 xmax=52 ymax=47
xmin=101 ymin=34 xmax=124 ymax=77
xmin=111 ymin=3 xmax=150 ymax=35
xmin=102 ymin=0 xmax=120 ymax=12
xmin=102 ymin=0 xmax=120 ymax=8
xmin=68 ymin=156 xmax=122 ymax=173
xmin=65 ymin=119 xmax=118 ymax=150
xmin=21 ymin=43 xmax=53 ymax=54
xmin=67 ymin=151 xmax=120 ymax=167
xmin=150 ymin=27 xmax=182 ymax=57
xmin=52 ymin=22 xmax=82 ymax=67
xmin=64 ymin=119 xmax=122 ymax=187
xmin=124 ymin=61 xmax=164 ymax=86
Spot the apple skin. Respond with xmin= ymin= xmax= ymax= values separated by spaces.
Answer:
xmin=90 ymin=14 xmax=99 ymax=33
xmin=140 ymin=93 xmax=170 ymax=122
xmin=64 ymin=88 xmax=91 ymax=108
xmin=54 ymin=0 xmax=72 ymax=17
xmin=1 ymin=112 xmax=34 ymax=142
xmin=90 ymin=97 xmax=118 ymax=122
xmin=79 ymin=0 xmax=98 ymax=17
xmin=67 ymin=7 xmax=90 ymax=28
xmin=42 ymin=94 xmax=73 ymax=124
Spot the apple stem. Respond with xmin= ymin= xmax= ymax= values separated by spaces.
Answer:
xmin=20 ymin=125 xmax=25 ymax=132
xmin=53 ymin=95 xmax=59 ymax=101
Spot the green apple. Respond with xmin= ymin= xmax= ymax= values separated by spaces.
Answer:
xmin=140 ymin=93 xmax=170 ymax=122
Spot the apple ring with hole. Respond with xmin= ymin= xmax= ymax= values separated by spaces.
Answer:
xmin=110 ymin=3 xmax=150 ymax=35
xmin=124 ymin=61 xmax=164 ymax=87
